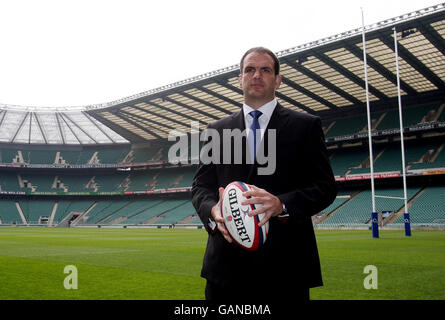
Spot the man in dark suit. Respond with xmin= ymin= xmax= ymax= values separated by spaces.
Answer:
xmin=191 ymin=47 xmax=337 ymax=301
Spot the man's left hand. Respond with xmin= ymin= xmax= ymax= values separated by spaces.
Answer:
xmin=241 ymin=185 xmax=283 ymax=227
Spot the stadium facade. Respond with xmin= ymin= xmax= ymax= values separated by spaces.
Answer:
xmin=1 ymin=3 xmax=444 ymax=229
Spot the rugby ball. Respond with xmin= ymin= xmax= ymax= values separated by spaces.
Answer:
xmin=220 ymin=181 xmax=269 ymax=251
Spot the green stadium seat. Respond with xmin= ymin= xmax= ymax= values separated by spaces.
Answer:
xmin=18 ymin=200 xmax=55 ymax=224
xmin=51 ymin=200 xmax=95 ymax=225
xmin=325 ymin=115 xmax=367 ymax=138
xmin=321 ymin=188 xmax=420 ymax=227
xmin=0 ymin=200 xmax=22 ymax=224
xmin=391 ymin=186 xmax=445 ymax=225
xmin=155 ymin=201 xmax=196 ymax=225
xmin=114 ymin=199 xmax=165 ymax=225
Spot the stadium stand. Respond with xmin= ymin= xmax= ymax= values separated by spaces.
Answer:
xmin=324 ymin=115 xmax=368 ymax=138
xmin=0 ymin=200 xmax=22 ymax=224
xmin=84 ymin=200 xmax=130 ymax=224
xmin=320 ymin=187 xmax=422 ymax=227
xmin=1 ymin=100 xmax=444 ymax=229
xmin=1 ymin=4 xmax=445 ymax=230
xmin=51 ymin=200 xmax=95 ymax=226
xmin=152 ymin=200 xmax=195 ymax=225
xmin=392 ymin=186 xmax=445 ymax=226
xmin=0 ymin=172 xmax=21 ymax=192
xmin=112 ymin=199 xmax=165 ymax=225
xmin=329 ymin=148 xmax=368 ymax=176
xmin=18 ymin=200 xmax=55 ymax=224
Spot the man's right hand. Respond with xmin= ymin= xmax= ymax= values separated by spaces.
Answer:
xmin=211 ymin=187 xmax=232 ymax=243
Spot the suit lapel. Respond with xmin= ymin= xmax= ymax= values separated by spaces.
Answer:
xmin=264 ymin=103 xmax=288 ymax=139
xmin=224 ymin=110 xmax=251 ymax=181
xmin=231 ymin=109 xmax=246 ymax=130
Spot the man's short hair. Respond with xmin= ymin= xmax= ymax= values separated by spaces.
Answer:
xmin=240 ymin=47 xmax=280 ymax=76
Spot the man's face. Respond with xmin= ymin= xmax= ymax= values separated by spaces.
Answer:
xmin=238 ymin=52 xmax=281 ymax=107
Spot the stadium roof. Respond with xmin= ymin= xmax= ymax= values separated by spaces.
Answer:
xmin=0 ymin=105 xmax=128 ymax=145
xmin=1 ymin=3 xmax=445 ymax=145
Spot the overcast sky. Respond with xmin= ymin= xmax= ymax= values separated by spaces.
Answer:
xmin=0 ymin=0 xmax=442 ymax=108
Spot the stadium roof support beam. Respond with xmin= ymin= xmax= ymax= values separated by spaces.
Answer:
xmin=146 ymin=98 xmax=203 ymax=124
xmin=113 ymin=111 xmax=163 ymax=139
xmin=87 ymin=112 xmax=145 ymax=143
xmin=118 ymin=109 xmax=177 ymax=134
xmin=311 ymin=50 xmax=388 ymax=101
xmin=275 ymin=91 xmax=315 ymax=113
xmin=55 ymin=112 xmax=66 ymax=145
xmin=380 ymin=33 xmax=445 ymax=91
xmin=33 ymin=113 xmax=48 ymax=144
xmin=28 ymin=112 xmax=32 ymax=144
xmin=416 ymin=21 xmax=445 ymax=58
xmin=112 ymin=94 xmax=210 ymax=129
xmin=11 ymin=112 xmax=29 ymax=143
xmin=129 ymin=103 xmax=191 ymax=130
xmin=280 ymin=75 xmax=339 ymax=111
xmin=61 ymin=112 xmax=99 ymax=144
xmin=284 ymin=58 xmax=362 ymax=106
xmin=344 ymin=42 xmax=417 ymax=95
xmin=57 ymin=112 xmax=83 ymax=145
xmin=197 ymin=85 xmax=243 ymax=109
xmin=179 ymin=91 xmax=233 ymax=117
xmin=82 ymin=111 xmax=116 ymax=144
xmin=0 ymin=110 xmax=6 ymax=128
xmin=163 ymin=96 xmax=220 ymax=122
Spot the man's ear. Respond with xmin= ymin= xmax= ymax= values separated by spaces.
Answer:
xmin=238 ymin=74 xmax=243 ymax=89
xmin=275 ymin=74 xmax=282 ymax=89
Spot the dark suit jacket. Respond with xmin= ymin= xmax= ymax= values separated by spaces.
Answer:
xmin=191 ymin=103 xmax=337 ymax=290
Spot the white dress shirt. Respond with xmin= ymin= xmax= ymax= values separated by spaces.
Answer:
xmin=242 ymin=98 xmax=277 ymax=142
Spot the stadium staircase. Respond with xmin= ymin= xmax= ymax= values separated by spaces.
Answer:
xmin=48 ymin=202 xmax=59 ymax=226
xmin=15 ymin=202 xmax=27 ymax=224
xmin=70 ymin=203 xmax=97 ymax=226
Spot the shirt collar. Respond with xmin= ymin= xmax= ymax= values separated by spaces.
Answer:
xmin=242 ymin=99 xmax=277 ymax=122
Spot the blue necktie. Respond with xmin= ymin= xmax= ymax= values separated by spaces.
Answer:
xmin=249 ymin=110 xmax=262 ymax=162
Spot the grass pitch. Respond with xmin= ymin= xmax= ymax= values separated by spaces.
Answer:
xmin=0 ymin=227 xmax=444 ymax=300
